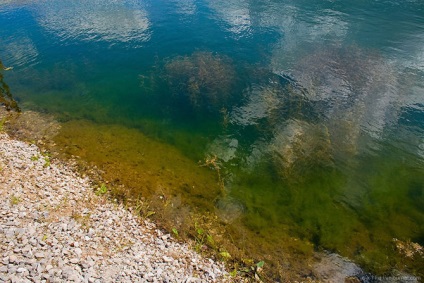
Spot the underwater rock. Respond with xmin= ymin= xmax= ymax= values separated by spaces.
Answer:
xmin=313 ymin=252 xmax=363 ymax=283
xmin=164 ymin=52 xmax=236 ymax=113
xmin=314 ymin=252 xmax=421 ymax=283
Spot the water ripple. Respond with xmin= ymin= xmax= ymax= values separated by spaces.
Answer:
xmin=0 ymin=36 xmax=39 ymax=68
xmin=34 ymin=0 xmax=151 ymax=47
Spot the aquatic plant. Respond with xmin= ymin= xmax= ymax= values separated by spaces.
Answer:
xmin=393 ymin=238 xmax=423 ymax=258
xmin=164 ymin=52 xmax=236 ymax=114
xmin=198 ymin=154 xmax=246 ymax=223
xmin=134 ymin=199 xmax=156 ymax=219
xmin=199 ymin=154 xmax=225 ymax=193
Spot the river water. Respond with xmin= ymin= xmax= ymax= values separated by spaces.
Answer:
xmin=1 ymin=0 xmax=423 ymax=280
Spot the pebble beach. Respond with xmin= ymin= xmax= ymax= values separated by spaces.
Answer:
xmin=0 ymin=132 xmax=229 ymax=283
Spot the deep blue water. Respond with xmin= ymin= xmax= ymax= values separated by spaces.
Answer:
xmin=1 ymin=0 xmax=424 ymax=277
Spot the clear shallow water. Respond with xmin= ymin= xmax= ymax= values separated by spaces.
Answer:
xmin=1 ymin=0 xmax=424 ymax=279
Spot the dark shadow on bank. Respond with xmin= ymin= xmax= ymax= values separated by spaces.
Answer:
xmin=0 ymin=60 xmax=20 ymax=112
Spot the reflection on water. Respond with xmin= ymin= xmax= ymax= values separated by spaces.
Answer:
xmin=230 ymin=82 xmax=284 ymax=127
xmin=269 ymin=119 xmax=332 ymax=179
xmin=171 ymin=0 xmax=197 ymax=16
xmin=0 ymin=37 xmax=38 ymax=68
xmin=35 ymin=0 xmax=151 ymax=46
xmin=201 ymin=43 xmax=424 ymax=277
xmin=206 ymin=0 xmax=252 ymax=38
xmin=207 ymin=136 xmax=238 ymax=163
xmin=292 ymin=46 xmax=400 ymax=144
xmin=1 ymin=0 xmax=424 ymax=279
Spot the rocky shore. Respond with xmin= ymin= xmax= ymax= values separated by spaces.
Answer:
xmin=0 ymin=132 xmax=229 ymax=282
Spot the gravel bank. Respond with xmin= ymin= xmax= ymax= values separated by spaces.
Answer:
xmin=0 ymin=132 xmax=229 ymax=283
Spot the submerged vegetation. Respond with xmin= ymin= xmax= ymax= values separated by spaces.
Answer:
xmin=164 ymin=52 xmax=236 ymax=114
xmin=2 ymin=42 xmax=422 ymax=280
xmin=138 ymin=51 xmax=241 ymax=121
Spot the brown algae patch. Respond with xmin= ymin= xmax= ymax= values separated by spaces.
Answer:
xmin=52 ymin=119 xmax=221 ymax=204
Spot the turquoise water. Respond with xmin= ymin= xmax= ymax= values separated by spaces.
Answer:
xmin=1 ymin=0 xmax=424 ymax=278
